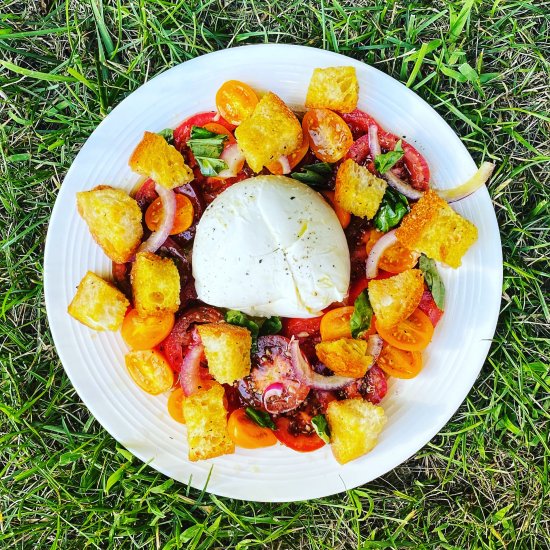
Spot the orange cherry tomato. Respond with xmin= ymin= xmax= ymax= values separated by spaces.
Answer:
xmin=202 ymin=122 xmax=236 ymax=144
xmin=145 ymin=193 xmax=194 ymax=235
xmin=302 ymin=108 xmax=353 ymax=163
xmin=125 ymin=349 xmax=174 ymax=394
xmin=376 ymin=343 xmax=423 ymax=379
xmin=167 ymin=387 xmax=185 ymax=424
xmin=215 ymin=80 xmax=259 ymax=125
xmin=376 ymin=309 xmax=434 ymax=352
xmin=320 ymin=306 xmax=355 ymax=341
xmin=365 ymin=229 xmax=419 ymax=273
xmin=322 ymin=190 xmax=351 ymax=229
xmin=121 ymin=309 xmax=175 ymax=350
xmin=227 ymin=408 xmax=277 ymax=449
xmin=267 ymin=127 xmax=309 ymax=174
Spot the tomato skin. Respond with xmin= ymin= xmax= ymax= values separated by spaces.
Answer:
xmin=364 ymin=365 xmax=388 ymax=404
xmin=283 ymin=317 xmax=322 ymax=339
xmin=167 ymin=387 xmax=186 ymax=424
xmin=125 ymin=349 xmax=174 ymax=395
xmin=418 ymin=290 xmax=444 ymax=326
xmin=227 ymin=408 xmax=277 ymax=449
xmin=121 ymin=309 xmax=175 ymax=351
xmin=216 ymin=80 xmax=259 ymax=125
xmin=377 ymin=343 xmax=423 ymax=379
xmin=145 ymin=193 xmax=194 ymax=235
xmin=303 ymin=109 xmax=353 ymax=163
xmin=273 ymin=416 xmax=325 ymax=452
xmin=376 ymin=309 xmax=434 ymax=352
xmin=320 ymin=306 xmax=354 ymax=341
xmin=364 ymin=229 xmax=419 ymax=274
xmin=173 ymin=111 xmax=235 ymax=150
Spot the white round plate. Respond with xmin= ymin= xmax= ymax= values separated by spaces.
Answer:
xmin=44 ymin=44 xmax=502 ymax=502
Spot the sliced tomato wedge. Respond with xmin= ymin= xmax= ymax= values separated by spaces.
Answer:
xmin=377 ymin=343 xmax=423 ymax=379
xmin=273 ymin=416 xmax=325 ymax=452
xmin=376 ymin=309 xmax=434 ymax=352
xmin=417 ymin=290 xmax=444 ymax=326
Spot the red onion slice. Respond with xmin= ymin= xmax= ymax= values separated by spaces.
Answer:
xmin=179 ymin=341 xmax=205 ymax=397
xmin=138 ymin=183 xmax=176 ymax=254
xmin=367 ymin=334 xmax=383 ymax=360
xmin=278 ymin=155 xmax=292 ymax=175
xmin=217 ymin=143 xmax=246 ymax=178
xmin=289 ymin=339 xmax=355 ymax=390
xmin=263 ymin=382 xmax=285 ymax=413
xmin=436 ymin=162 xmax=495 ymax=203
xmin=368 ymin=124 xmax=382 ymax=158
xmin=366 ymin=229 xmax=398 ymax=279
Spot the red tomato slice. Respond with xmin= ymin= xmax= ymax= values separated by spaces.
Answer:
xmin=173 ymin=111 xmax=235 ymax=151
xmin=283 ymin=317 xmax=322 ymax=339
xmin=417 ymin=289 xmax=444 ymax=326
xmin=364 ymin=365 xmax=388 ymax=404
xmin=273 ymin=416 xmax=325 ymax=453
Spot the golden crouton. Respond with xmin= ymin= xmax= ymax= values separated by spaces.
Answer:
xmin=368 ymin=269 xmax=424 ymax=329
xmin=197 ymin=323 xmax=252 ymax=384
xmin=182 ymin=382 xmax=235 ymax=461
xmin=68 ymin=271 xmax=129 ymax=331
xmin=395 ymin=190 xmax=478 ymax=268
xmin=131 ymin=252 xmax=180 ymax=316
xmin=326 ymin=399 xmax=386 ymax=464
xmin=235 ymin=92 xmax=302 ymax=172
xmin=76 ymin=186 xmax=143 ymax=263
xmin=129 ymin=131 xmax=193 ymax=189
xmin=335 ymin=159 xmax=387 ymax=219
xmin=315 ymin=339 xmax=372 ymax=378
xmin=305 ymin=66 xmax=359 ymax=113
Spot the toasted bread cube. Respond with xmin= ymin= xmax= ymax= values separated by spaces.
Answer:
xmin=305 ymin=66 xmax=359 ymax=113
xmin=326 ymin=399 xmax=386 ymax=464
xmin=68 ymin=271 xmax=129 ymax=331
xmin=129 ymin=131 xmax=193 ymax=190
xmin=315 ymin=339 xmax=372 ymax=378
xmin=368 ymin=269 xmax=424 ymax=329
xmin=395 ymin=190 xmax=478 ymax=268
xmin=235 ymin=92 xmax=302 ymax=172
xmin=131 ymin=252 xmax=180 ymax=316
xmin=197 ymin=323 xmax=251 ymax=384
xmin=335 ymin=159 xmax=387 ymax=219
xmin=76 ymin=186 xmax=143 ymax=263
xmin=183 ymin=383 xmax=235 ymax=461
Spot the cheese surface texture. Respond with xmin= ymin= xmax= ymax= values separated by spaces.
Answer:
xmin=192 ymin=175 xmax=350 ymax=317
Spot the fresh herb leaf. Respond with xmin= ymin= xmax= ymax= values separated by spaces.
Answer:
xmin=419 ymin=254 xmax=446 ymax=309
xmin=259 ymin=316 xmax=282 ymax=335
xmin=374 ymin=139 xmax=404 ymax=174
xmin=373 ymin=187 xmax=410 ymax=232
xmin=350 ymin=289 xmax=374 ymax=339
xmin=186 ymin=125 xmax=228 ymax=176
xmin=245 ymin=407 xmax=276 ymax=430
xmin=225 ymin=310 xmax=260 ymax=351
xmin=157 ymin=128 xmax=174 ymax=144
xmin=311 ymin=414 xmax=331 ymax=443
xmin=291 ymin=162 xmax=333 ymax=189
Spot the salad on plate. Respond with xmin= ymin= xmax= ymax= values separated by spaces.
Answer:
xmin=68 ymin=66 xmax=494 ymax=464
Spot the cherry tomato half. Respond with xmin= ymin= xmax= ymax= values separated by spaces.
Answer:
xmin=202 ymin=122 xmax=236 ymax=143
xmin=121 ymin=309 xmax=175 ymax=350
xmin=227 ymin=408 xmax=277 ymax=449
xmin=376 ymin=343 xmax=422 ymax=379
xmin=145 ymin=193 xmax=194 ymax=236
xmin=303 ymin=108 xmax=353 ymax=163
xmin=125 ymin=349 xmax=174 ymax=394
xmin=273 ymin=416 xmax=325 ymax=452
xmin=216 ymin=80 xmax=259 ymax=125
xmin=376 ymin=309 xmax=434 ymax=352
xmin=167 ymin=386 xmax=186 ymax=424
xmin=365 ymin=229 xmax=419 ymax=274
xmin=322 ymin=190 xmax=351 ymax=229
xmin=320 ymin=306 xmax=355 ymax=341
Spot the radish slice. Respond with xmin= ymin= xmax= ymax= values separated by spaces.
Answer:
xmin=366 ymin=229 xmax=398 ymax=279
xmin=179 ymin=340 xmax=205 ymax=397
xmin=139 ymin=183 xmax=176 ymax=253
xmin=263 ymin=382 xmax=285 ymax=413
xmin=367 ymin=334 xmax=383 ymax=360
xmin=436 ymin=162 xmax=495 ymax=202
xmin=290 ymin=339 xmax=355 ymax=390
xmin=217 ymin=143 xmax=245 ymax=178
xmin=277 ymin=155 xmax=292 ymax=175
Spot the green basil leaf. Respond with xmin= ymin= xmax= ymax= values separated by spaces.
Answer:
xmin=419 ymin=254 xmax=445 ymax=310
xmin=373 ymin=187 xmax=410 ymax=232
xmin=374 ymin=139 xmax=404 ymax=174
xmin=291 ymin=162 xmax=333 ymax=189
xmin=245 ymin=407 xmax=276 ymax=430
xmin=259 ymin=316 xmax=282 ymax=335
xmin=186 ymin=125 xmax=228 ymax=176
xmin=157 ymin=128 xmax=174 ymax=144
xmin=311 ymin=414 xmax=331 ymax=444
xmin=350 ymin=289 xmax=374 ymax=339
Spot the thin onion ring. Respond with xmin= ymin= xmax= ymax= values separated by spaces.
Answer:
xmin=138 ymin=183 xmax=176 ymax=254
xmin=366 ymin=229 xmax=398 ymax=279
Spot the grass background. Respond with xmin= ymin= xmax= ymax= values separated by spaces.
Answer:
xmin=1 ymin=0 xmax=549 ymax=548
